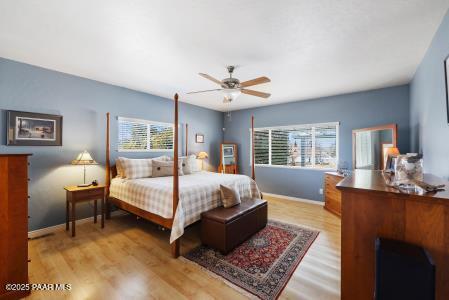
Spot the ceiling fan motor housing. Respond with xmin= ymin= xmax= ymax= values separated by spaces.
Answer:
xmin=222 ymin=77 xmax=240 ymax=89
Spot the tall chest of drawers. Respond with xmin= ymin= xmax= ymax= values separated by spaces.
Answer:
xmin=0 ymin=154 xmax=31 ymax=300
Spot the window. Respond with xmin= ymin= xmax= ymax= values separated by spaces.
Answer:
xmin=251 ymin=122 xmax=339 ymax=169
xmin=118 ymin=117 xmax=174 ymax=152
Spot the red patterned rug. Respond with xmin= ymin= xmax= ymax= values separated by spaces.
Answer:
xmin=183 ymin=220 xmax=319 ymax=300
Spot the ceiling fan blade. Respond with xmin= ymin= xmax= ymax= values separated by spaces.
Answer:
xmin=199 ymin=73 xmax=223 ymax=86
xmin=187 ymin=89 xmax=223 ymax=94
xmin=241 ymin=89 xmax=271 ymax=99
xmin=240 ymin=76 xmax=271 ymax=88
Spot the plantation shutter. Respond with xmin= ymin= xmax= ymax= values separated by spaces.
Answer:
xmin=150 ymin=124 xmax=174 ymax=150
xmin=254 ymin=129 xmax=269 ymax=164
xmin=118 ymin=117 xmax=173 ymax=151
xmin=118 ymin=118 xmax=148 ymax=151
xmin=271 ymin=129 xmax=290 ymax=165
xmin=251 ymin=122 xmax=338 ymax=169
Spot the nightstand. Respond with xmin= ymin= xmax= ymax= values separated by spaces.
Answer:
xmin=64 ymin=185 xmax=106 ymax=237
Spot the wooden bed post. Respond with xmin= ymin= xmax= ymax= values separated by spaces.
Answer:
xmin=105 ymin=112 xmax=111 ymax=219
xmin=251 ymin=115 xmax=256 ymax=181
xmin=185 ymin=123 xmax=188 ymax=156
xmin=172 ymin=94 xmax=181 ymax=258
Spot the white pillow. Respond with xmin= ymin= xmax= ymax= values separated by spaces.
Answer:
xmin=194 ymin=157 xmax=202 ymax=172
xmin=180 ymin=155 xmax=192 ymax=175
xmin=220 ymin=184 xmax=241 ymax=208
xmin=180 ymin=155 xmax=201 ymax=174
xmin=152 ymin=159 xmax=184 ymax=177
xmin=120 ymin=158 xmax=153 ymax=179
xmin=155 ymin=155 xmax=172 ymax=161
xmin=116 ymin=155 xmax=172 ymax=179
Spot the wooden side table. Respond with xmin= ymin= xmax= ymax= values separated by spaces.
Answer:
xmin=64 ymin=185 xmax=106 ymax=237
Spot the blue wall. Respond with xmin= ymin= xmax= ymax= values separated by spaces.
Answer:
xmin=0 ymin=58 xmax=223 ymax=231
xmin=410 ymin=9 xmax=449 ymax=180
xmin=0 ymin=55 xmax=414 ymax=231
xmin=224 ymin=85 xmax=410 ymax=201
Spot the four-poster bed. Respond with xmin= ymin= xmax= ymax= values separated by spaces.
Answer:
xmin=105 ymin=94 xmax=260 ymax=258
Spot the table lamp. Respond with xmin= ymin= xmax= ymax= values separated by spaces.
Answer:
xmin=71 ymin=150 xmax=98 ymax=187
xmin=197 ymin=151 xmax=208 ymax=170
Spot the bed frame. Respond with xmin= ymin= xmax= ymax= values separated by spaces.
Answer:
xmin=105 ymin=94 xmax=257 ymax=258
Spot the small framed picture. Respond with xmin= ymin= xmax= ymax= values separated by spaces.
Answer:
xmin=7 ymin=110 xmax=63 ymax=146
xmin=195 ymin=133 xmax=204 ymax=143
xmin=445 ymin=55 xmax=449 ymax=123
xmin=385 ymin=153 xmax=399 ymax=172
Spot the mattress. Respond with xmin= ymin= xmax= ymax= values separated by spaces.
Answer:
xmin=109 ymin=171 xmax=261 ymax=243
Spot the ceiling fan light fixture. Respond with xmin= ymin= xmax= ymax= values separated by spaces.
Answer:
xmin=188 ymin=67 xmax=271 ymax=103
xmin=223 ymin=88 xmax=241 ymax=102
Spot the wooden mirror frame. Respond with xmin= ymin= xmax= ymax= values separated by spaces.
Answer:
xmin=218 ymin=142 xmax=238 ymax=174
xmin=352 ymin=123 xmax=398 ymax=170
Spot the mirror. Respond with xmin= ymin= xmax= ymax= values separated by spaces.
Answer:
xmin=219 ymin=143 xmax=238 ymax=174
xmin=352 ymin=124 xmax=397 ymax=170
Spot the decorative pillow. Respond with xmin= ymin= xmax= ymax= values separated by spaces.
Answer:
xmin=220 ymin=184 xmax=241 ymax=208
xmin=192 ymin=156 xmax=202 ymax=172
xmin=115 ymin=155 xmax=171 ymax=178
xmin=120 ymin=158 xmax=153 ymax=179
xmin=152 ymin=159 xmax=184 ymax=177
xmin=180 ymin=155 xmax=199 ymax=175
xmin=155 ymin=155 xmax=172 ymax=161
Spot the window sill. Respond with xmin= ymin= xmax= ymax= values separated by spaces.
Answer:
xmin=252 ymin=164 xmax=337 ymax=172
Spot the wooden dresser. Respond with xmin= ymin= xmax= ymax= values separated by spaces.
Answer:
xmin=324 ymin=172 xmax=344 ymax=217
xmin=0 ymin=154 xmax=31 ymax=300
xmin=337 ymin=170 xmax=449 ymax=300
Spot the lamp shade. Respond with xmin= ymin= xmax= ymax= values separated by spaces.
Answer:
xmin=386 ymin=147 xmax=400 ymax=156
xmin=197 ymin=151 xmax=209 ymax=159
xmin=71 ymin=150 xmax=97 ymax=165
xmin=385 ymin=147 xmax=400 ymax=159
xmin=223 ymin=89 xmax=241 ymax=102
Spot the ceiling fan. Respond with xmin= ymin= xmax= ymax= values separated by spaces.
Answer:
xmin=187 ymin=66 xmax=271 ymax=103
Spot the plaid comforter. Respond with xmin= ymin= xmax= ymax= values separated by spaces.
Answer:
xmin=109 ymin=171 xmax=261 ymax=243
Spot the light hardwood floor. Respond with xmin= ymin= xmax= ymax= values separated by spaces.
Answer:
xmin=27 ymin=195 xmax=341 ymax=300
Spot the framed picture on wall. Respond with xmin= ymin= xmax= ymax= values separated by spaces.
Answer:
xmin=195 ymin=133 xmax=204 ymax=143
xmin=444 ymin=55 xmax=449 ymax=123
xmin=6 ymin=110 xmax=63 ymax=146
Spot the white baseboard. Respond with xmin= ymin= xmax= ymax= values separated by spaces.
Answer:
xmin=28 ymin=210 xmax=127 ymax=239
xmin=262 ymin=192 xmax=324 ymax=206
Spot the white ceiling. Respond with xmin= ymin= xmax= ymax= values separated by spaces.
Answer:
xmin=0 ymin=1 xmax=448 ymax=111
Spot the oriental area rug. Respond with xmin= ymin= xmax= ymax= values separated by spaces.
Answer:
xmin=183 ymin=220 xmax=319 ymax=300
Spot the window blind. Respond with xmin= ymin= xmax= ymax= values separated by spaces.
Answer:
xmin=271 ymin=130 xmax=289 ymax=165
xmin=251 ymin=122 xmax=339 ymax=169
xmin=118 ymin=117 xmax=174 ymax=152
xmin=254 ymin=129 xmax=269 ymax=164
xmin=150 ymin=124 xmax=174 ymax=150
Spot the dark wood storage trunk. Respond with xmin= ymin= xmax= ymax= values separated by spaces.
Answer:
xmin=201 ymin=199 xmax=267 ymax=254
xmin=0 ymin=154 xmax=31 ymax=300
